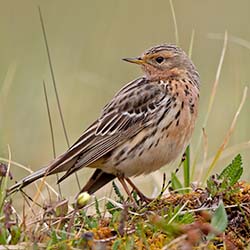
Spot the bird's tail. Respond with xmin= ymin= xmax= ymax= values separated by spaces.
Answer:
xmin=7 ymin=166 xmax=50 ymax=195
xmin=7 ymin=152 xmax=79 ymax=196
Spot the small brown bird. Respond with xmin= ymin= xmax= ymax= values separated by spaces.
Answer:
xmin=8 ymin=44 xmax=200 ymax=201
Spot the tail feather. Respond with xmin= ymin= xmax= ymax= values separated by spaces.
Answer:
xmin=7 ymin=166 xmax=49 ymax=195
xmin=8 ymin=153 xmax=115 ymax=196
xmin=8 ymin=157 xmax=78 ymax=195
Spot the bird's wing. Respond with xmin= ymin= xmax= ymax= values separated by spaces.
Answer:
xmin=48 ymin=77 xmax=168 ymax=182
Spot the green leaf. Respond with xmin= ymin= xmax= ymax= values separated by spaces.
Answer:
xmin=206 ymin=176 xmax=218 ymax=197
xmin=106 ymin=201 xmax=121 ymax=216
xmin=171 ymin=172 xmax=183 ymax=192
xmin=219 ymin=154 xmax=243 ymax=185
xmin=112 ymin=181 xmax=124 ymax=202
xmin=106 ymin=201 xmax=116 ymax=214
xmin=211 ymin=201 xmax=228 ymax=233
xmin=94 ymin=197 xmax=101 ymax=219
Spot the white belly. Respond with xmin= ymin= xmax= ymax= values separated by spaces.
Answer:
xmin=117 ymin=137 xmax=185 ymax=177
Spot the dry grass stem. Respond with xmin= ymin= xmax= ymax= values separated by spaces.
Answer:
xmin=192 ymin=31 xmax=228 ymax=179
xmin=202 ymin=86 xmax=248 ymax=183
xmin=169 ymin=0 xmax=179 ymax=45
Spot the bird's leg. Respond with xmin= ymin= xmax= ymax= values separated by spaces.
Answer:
xmin=124 ymin=177 xmax=153 ymax=203
xmin=117 ymin=175 xmax=134 ymax=201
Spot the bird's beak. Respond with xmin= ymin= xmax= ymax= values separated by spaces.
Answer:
xmin=122 ymin=57 xmax=144 ymax=65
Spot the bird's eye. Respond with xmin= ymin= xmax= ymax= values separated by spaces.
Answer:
xmin=155 ymin=56 xmax=164 ymax=64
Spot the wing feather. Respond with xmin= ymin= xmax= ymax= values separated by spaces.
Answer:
xmin=49 ymin=77 xmax=168 ymax=181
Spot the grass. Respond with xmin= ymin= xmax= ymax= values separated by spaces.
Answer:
xmin=0 ymin=154 xmax=250 ymax=249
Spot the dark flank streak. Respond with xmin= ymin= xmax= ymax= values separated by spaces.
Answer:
xmin=154 ymin=138 xmax=160 ymax=147
xmin=175 ymin=110 xmax=181 ymax=119
xmin=184 ymin=89 xmax=190 ymax=96
xmin=127 ymin=134 xmax=150 ymax=156
xmin=156 ymin=106 xmax=171 ymax=126
xmin=162 ymin=121 xmax=173 ymax=131
xmin=115 ymin=148 xmax=127 ymax=161
xmin=189 ymin=103 xmax=195 ymax=114
xmin=165 ymin=98 xmax=172 ymax=108
xmin=148 ymin=142 xmax=154 ymax=149
xmin=181 ymin=101 xmax=184 ymax=109
xmin=138 ymin=150 xmax=144 ymax=156
xmin=150 ymin=128 xmax=158 ymax=137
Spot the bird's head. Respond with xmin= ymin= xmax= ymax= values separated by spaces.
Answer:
xmin=123 ymin=44 xmax=199 ymax=84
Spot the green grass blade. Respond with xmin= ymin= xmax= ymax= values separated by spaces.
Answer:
xmin=183 ymin=146 xmax=190 ymax=188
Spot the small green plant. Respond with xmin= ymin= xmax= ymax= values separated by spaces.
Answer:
xmin=207 ymin=154 xmax=243 ymax=197
xmin=170 ymin=172 xmax=183 ymax=192
xmin=94 ymin=196 xmax=101 ymax=219
xmin=219 ymin=154 xmax=243 ymax=186
xmin=112 ymin=181 xmax=124 ymax=202
xmin=106 ymin=201 xmax=121 ymax=215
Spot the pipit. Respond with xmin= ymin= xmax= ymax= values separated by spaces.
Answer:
xmin=9 ymin=44 xmax=200 ymax=202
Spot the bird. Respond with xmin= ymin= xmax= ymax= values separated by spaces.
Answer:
xmin=8 ymin=44 xmax=200 ymax=202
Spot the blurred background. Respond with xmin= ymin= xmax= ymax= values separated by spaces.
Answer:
xmin=0 ymin=0 xmax=250 ymax=203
